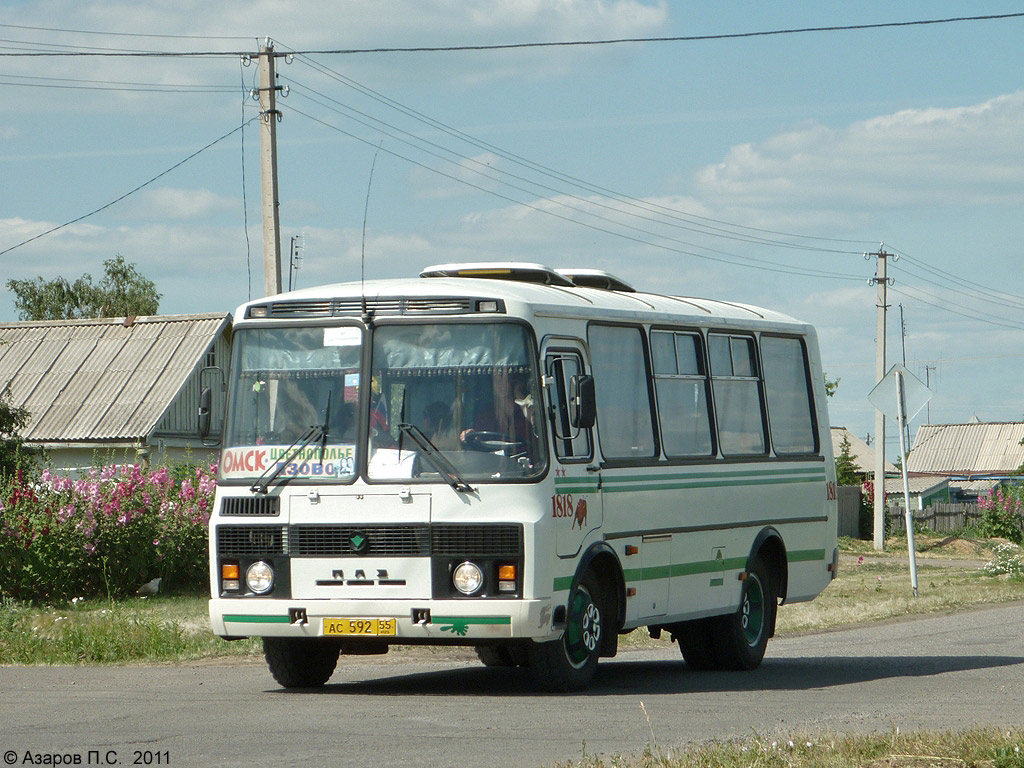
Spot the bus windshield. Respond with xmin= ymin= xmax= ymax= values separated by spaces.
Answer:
xmin=367 ymin=322 xmax=546 ymax=483
xmin=221 ymin=325 xmax=362 ymax=483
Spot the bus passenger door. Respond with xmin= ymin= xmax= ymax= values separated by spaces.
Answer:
xmin=544 ymin=343 xmax=602 ymax=558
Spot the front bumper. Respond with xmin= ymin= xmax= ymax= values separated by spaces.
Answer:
xmin=209 ymin=597 xmax=556 ymax=642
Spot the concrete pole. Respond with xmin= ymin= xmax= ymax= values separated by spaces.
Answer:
xmin=873 ymin=249 xmax=888 ymax=550
xmin=258 ymin=41 xmax=282 ymax=298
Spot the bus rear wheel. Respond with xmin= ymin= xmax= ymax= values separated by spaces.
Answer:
xmin=711 ymin=555 xmax=775 ymax=670
xmin=528 ymin=572 xmax=605 ymax=691
xmin=671 ymin=618 xmax=718 ymax=670
xmin=263 ymin=637 xmax=341 ymax=688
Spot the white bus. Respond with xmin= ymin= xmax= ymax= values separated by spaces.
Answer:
xmin=207 ymin=263 xmax=838 ymax=691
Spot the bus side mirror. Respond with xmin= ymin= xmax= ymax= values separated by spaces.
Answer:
xmin=569 ymin=375 xmax=596 ymax=429
xmin=198 ymin=386 xmax=213 ymax=439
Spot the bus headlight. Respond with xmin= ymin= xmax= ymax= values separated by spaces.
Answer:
xmin=452 ymin=562 xmax=484 ymax=595
xmin=246 ymin=561 xmax=274 ymax=594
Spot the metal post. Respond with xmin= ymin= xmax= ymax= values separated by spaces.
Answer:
xmin=896 ymin=371 xmax=919 ymax=596
xmin=258 ymin=41 xmax=282 ymax=298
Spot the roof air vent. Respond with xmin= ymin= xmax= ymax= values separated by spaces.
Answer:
xmin=420 ymin=262 xmax=575 ymax=287
xmin=555 ymin=269 xmax=635 ymax=292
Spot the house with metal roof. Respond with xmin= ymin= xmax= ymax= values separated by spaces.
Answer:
xmin=0 ymin=313 xmax=231 ymax=474
xmin=906 ymin=421 xmax=1024 ymax=499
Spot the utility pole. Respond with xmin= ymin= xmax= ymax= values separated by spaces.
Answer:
xmin=923 ymin=364 xmax=936 ymax=423
xmin=258 ymin=40 xmax=283 ymax=298
xmin=870 ymin=247 xmax=893 ymax=550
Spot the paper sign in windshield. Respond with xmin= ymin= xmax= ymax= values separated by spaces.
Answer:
xmin=220 ymin=445 xmax=355 ymax=480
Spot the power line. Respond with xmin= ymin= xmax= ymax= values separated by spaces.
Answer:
xmin=0 ymin=22 xmax=252 ymax=40
xmin=0 ymin=119 xmax=257 ymax=257
xmin=288 ymin=103 xmax=864 ymax=282
xmin=287 ymin=53 xmax=874 ymax=254
xmin=2 ymin=12 xmax=1022 ymax=57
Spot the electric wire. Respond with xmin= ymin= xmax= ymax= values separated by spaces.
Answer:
xmin=889 ymin=284 xmax=1024 ymax=332
xmin=288 ymin=103 xmax=864 ymax=282
xmin=890 ymin=246 xmax=1024 ymax=308
xmin=0 ymin=119 xmax=258 ymax=257
xmin=2 ymin=12 xmax=1022 ymax=57
xmin=289 ymin=53 xmax=875 ymax=253
xmin=0 ymin=22 xmax=251 ymax=41
xmin=284 ymin=76 xmax=865 ymax=269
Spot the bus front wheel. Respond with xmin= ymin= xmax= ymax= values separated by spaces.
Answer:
xmin=528 ymin=572 xmax=605 ymax=691
xmin=263 ymin=637 xmax=340 ymax=688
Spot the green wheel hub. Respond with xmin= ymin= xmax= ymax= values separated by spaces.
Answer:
xmin=740 ymin=573 xmax=766 ymax=647
xmin=564 ymin=585 xmax=602 ymax=668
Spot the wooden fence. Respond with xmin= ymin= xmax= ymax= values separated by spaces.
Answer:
xmin=886 ymin=502 xmax=981 ymax=534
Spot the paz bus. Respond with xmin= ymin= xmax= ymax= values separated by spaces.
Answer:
xmin=207 ymin=262 xmax=838 ymax=691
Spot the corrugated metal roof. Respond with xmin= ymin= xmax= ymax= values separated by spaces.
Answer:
xmin=884 ymin=476 xmax=948 ymax=495
xmin=0 ymin=313 xmax=230 ymax=443
xmin=830 ymin=426 xmax=897 ymax=474
xmin=908 ymin=422 xmax=1024 ymax=476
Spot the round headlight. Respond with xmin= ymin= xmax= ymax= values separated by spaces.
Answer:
xmin=246 ymin=561 xmax=274 ymax=594
xmin=452 ymin=561 xmax=484 ymax=595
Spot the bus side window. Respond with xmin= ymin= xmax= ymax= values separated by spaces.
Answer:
xmin=761 ymin=335 xmax=818 ymax=454
xmin=588 ymin=325 xmax=656 ymax=459
xmin=709 ymin=333 xmax=767 ymax=456
xmin=546 ymin=354 xmax=592 ymax=461
xmin=651 ymin=330 xmax=714 ymax=458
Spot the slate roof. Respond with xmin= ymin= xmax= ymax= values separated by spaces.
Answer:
xmin=908 ymin=422 xmax=1024 ymax=477
xmin=0 ymin=313 xmax=230 ymax=443
xmin=830 ymin=426 xmax=897 ymax=474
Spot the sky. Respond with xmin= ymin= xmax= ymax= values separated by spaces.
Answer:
xmin=3 ymin=1 xmax=1024 ymax=464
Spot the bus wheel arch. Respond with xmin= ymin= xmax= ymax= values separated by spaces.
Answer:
xmin=749 ymin=527 xmax=787 ymax=633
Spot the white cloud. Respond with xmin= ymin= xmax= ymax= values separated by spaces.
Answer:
xmin=694 ymin=91 xmax=1024 ymax=225
xmin=128 ymin=187 xmax=237 ymax=220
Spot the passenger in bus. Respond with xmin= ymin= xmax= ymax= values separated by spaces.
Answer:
xmin=420 ymin=401 xmax=458 ymax=450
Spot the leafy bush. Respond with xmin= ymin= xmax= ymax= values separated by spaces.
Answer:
xmin=984 ymin=542 xmax=1024 ymax=577
xmin=977 ymin=486 xmax=1024 ymax=544
xmin=0 ymin=463 xmax=214 ymax=603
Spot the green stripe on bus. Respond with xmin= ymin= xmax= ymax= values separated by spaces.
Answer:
xmin=788 ymin=548 xmax=826 ymax=563
xmin=223 ymin=614 xmax=291 ymax=624
xmin=558 ymin=549 xmax=825 ymax=591
xmin=431 ymin=616 xmax=511 ymax=625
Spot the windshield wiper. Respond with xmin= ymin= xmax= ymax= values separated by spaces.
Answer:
xmin=397 ymin=423 xmax=474 ymax=494
xmin=250 ymin=422 xmax=325 ymax=495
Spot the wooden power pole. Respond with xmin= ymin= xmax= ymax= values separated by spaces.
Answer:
xmin=258 ymin=40 xmax=282 ymax=297
xmin=870 ymin=248 xmax=891 ymax=550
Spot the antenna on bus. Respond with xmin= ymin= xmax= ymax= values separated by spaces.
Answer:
xmin=360 ymin=141 xmax=383 ymax=326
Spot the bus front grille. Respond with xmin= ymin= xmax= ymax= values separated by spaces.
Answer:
xmin=216 ymin=526 xmax=287 ymax=556
xmin=289 ymin=525 xmax=430 ymax=556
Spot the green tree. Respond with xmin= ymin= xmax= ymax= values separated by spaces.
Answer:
xmin=6 ymin=255 xmax=160 ymax=321
xmin=0 ymin=385 xmax=38 ymax=480
xmin=834 ymin=433 xmax=861 ymax=486
xmin=824 ymin=374 xmax=840 ymax=398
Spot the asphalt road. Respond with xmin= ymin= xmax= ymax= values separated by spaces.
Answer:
xmin=2 ymin=601 xmax=1022 ymax=768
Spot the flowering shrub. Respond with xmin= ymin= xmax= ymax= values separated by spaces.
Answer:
xmin=983 ymin=542 xmax=1024 ymax=577
xmin=0 ymin=463 xmax=215 ymax=603
xmin=977 ymin=486 xmax=1024 ymax=545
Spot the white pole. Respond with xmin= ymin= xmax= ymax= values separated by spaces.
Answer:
xmin=896 ymin=370 xmax=919 ymax=597
xmin=258 ymin=41 xmax=282 ymax=298
xmin=873 ymin=250 xmax=888 ymax=550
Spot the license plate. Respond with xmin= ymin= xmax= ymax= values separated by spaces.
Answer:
xmin=323 ymin=618 xmax=397 ymax=636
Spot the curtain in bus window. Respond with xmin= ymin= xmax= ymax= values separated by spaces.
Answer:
xmin=761 ymin=336 xmax=816 ymax=454
xmin=709 ymin=334 xmax=766 ymax=456
xmin=651 ymin=331 xmax=712 ymax=457
xmin=589 ymin=326 xmax=655 ymax=458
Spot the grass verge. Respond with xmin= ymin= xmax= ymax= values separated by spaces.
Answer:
xmin=553 ymin=727 xmax=1024 ymax=767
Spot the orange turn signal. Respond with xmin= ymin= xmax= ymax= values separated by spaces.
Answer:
xmin=498 ymin=564 xmax=517 ymax=580
xmin=222 ymin=563 xmax=240 ymax=580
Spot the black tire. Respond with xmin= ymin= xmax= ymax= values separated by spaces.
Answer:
xmin=710 ymin=555 xmax=775 ymax=671
xmin=528 ymin=571 xmax=606 ymax=692
xmin=475 ymin=645 xmax=517 ymax=667
xmin=263 ymin=637 xmax=341 ymax=688
xmin=672 ymin=618 xmax=718 ymax=670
